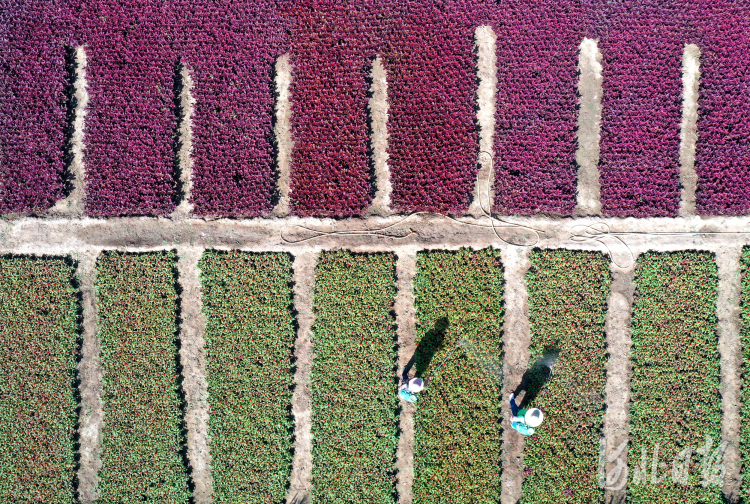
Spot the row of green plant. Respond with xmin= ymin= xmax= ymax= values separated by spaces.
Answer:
xmin=199 ymin=251 xmax=295 ymax=502
xmin=629 ymin=251 xmax=721 ymax=503
xmin=95 ymin=251 xmax=191 ymax=503
xmin=311 ymin=250 xmax=399 ymax=504
xmin=411 ymin=248 xmax=504 ymax=504
xmin=741 ymin=247 xmax=750 ymax=501
xmin=522 ymin=249 xmax=611 ymax=503
xmin=0 ymin=256 xmax=79 ymax=503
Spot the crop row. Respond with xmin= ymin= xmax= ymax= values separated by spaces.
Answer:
xmin=198 ymin=251 xmax=295 ymax=502
xmin=0 ymin=256 xmax=79 ymax=503
xmin=628 ymin=251 xmax=721 ymax=502
xmin=311 ymin=250 xmax=399 ymax=503
xmin=741 ymin=247 xmax=750 ymax=501
xmin=411 ymin=248 xmax=504 ymax=503
xmin=95 ymin=251 xmax=191 ymax=502
xmin=522 ymin=250 xmax=610 ymax=503
xmin=3 ymin=1 xmax=750 ymax=217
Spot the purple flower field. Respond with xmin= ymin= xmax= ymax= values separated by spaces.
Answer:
xmin=1 ymin=0 xmax=750 ymax=217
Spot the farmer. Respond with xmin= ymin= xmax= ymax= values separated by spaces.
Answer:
xmin=509 ymin=393 xmax=544 ymax=436
xmin=398 ymin=377 xmax=424 ymax=403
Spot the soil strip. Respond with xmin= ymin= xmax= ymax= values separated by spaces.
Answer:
xmin=603 ymin=259 xmax=636 ymax=504
xmin=500 ymin=247 xmax=532 ymax=504
xmin=469 ymin=26 xmax=498 ymax=217
xmin=367 ymin=56 xmax=392 ymax=216
xmin=575 ymin=38 xmax=603 ymax=216
xmin=273 ymin=54 xmax=293 ymax=217
xmin=75 ymin=249 xmax=102 ymax=504
xmin=172 ymin=65 xmax=196 ymax=219
xmin=175 ymin=247 xmax=212 ymax=503
xmin=716 ymin=246 xmax=743 ymax=502
xmin=53 ymin=46 xmax=88 ymax=216
xmin=679 ymin=44 xmax=701 ymax=217
xmin=394 ymin=248 xmax=418 ymax=504
xmin=287 ymin=251 xmax=318 ymax=503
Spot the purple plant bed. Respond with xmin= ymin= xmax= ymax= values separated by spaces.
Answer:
xmin=693 ymin=2 xmax=750 ymax=215
xmin=492 ymin=0 xmax=591 ymax=215
xmin=0 ymin=1 xmax=68 ymax=213
xmin=383 ymin=0 xmax=488 ymax=214
xmin=287 ymin=0 xmax=381 ymax=217
xmin=598 ymin=0 xmax=684 ymax=217
xmin=177 ymin=0 xmax=286 ymax=216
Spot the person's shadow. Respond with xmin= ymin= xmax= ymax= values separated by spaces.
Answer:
xmin=513 ymin=348 xmax=560 ymax=408
xmin=402 ymin=317 xmax=449 ymax=382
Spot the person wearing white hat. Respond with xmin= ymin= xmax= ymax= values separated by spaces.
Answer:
xmin=398 ymin=377 xmax=424 ymax=403
xmin=509 ymin=392 xmax=544 ymax=436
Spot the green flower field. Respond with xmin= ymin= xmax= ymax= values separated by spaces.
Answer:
xmin=523 ymin=249 xmax=611 ymax=503
xmin=95 ymin=251 xmax=191 ymax=503
xmin=199 ymin=251 xmax=296 ymax=503
xmin=629 ymin=251 xmax=721 ymax=503
xmin=0 ymin=247 xmax=739 ymax=502
xmin=0 ymin=256 xmax=79 ymax=503
xmin=311 ymin=250 xmax=399 ymax=504
xmin=412 ymin=248 xmax=504 ymax=504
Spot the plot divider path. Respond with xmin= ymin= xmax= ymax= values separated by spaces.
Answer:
xmin=175 ymin=247 xmax=212 ymax=503
xmin=287 ymin=251 xmax=317 ymax=503
xmin=394 ymin=248 xmax=418 ymax=504
xmin=75 ymin=249 xmax=103 ymax=504
xmin=717 ymin=245 xmax=743 ymax=502
xmin=499 ymin=247 xmax=532 ymax=504
xmin=602 ymin=259 xmax=636 ymax=504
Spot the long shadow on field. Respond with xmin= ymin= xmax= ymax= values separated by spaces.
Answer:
xmin=513 ymin=349 xmax=560 ymax=409
xmin=402 ymin=317 xmax=449 ymax=382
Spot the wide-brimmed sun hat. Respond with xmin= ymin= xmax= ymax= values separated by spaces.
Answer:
xmin=525 ymin=408 xmax=544 ymax=428
xmin=407 ymin=378 xmax=424 ymax=393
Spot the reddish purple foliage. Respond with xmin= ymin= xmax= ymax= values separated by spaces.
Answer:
xmin=176 ymin=0 xmax=286 ymax=216
xmin=693 ymin=2 xmax=750 ymax=215
xmin=287 ymin=0 xmax=380 ymax=217
xmin=0 ymin=0 xmax=68 ymax=213
xmin=382 ymin=0 xmax=488 ymax=214
xmin=598 ymin=0 xmax=685 ymax=217
xmin=493 ymin=0 xmax=591 ymax=215
xmin=73 ymin=0 xmax=178 ymax=216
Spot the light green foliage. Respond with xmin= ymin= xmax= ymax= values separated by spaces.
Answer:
xmin=740 ymin=247 xmax=750 ymax=500
xmin=0 ymin=256 xmax=78 ymax=503
xmin=96 ymin=251 xmax=191 ymax=503
xmin=629 ymin=251 xmax=721 ymax=503
xmin=311 ymin=250 xmax=398 ymax=504
xmin=199 ymin=250 xmax=295 ymax=503
xmin=412 ymin=248 xmax=504 ymax=504
xmin=522 ymin=249 xmax=610 ymax=503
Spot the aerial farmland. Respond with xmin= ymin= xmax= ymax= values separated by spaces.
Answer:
xmin=1 ymin=1 xmax=750 ymax=503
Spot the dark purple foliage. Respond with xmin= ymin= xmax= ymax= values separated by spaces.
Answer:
xmin=287 ymin=0 xmax=380 ymax=217
xmin=493 ymin=0 xmax=591 ymax=215
xmin=598 ymin=0 xmax=685 ymax=217
xmin=0 ymin=0 xmax=68 ymax=213
xmin=383 ymin=0 xmax=488 ymax=214
xmin=693 ymin=1 xmax=750 ymax=215
xmin=176 ymin=0 xmax=286 ymax=216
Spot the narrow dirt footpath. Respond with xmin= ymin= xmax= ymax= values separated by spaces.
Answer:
xmin=287 ymin=251 xmax=318 ymax=503
xmin=75 ymin=249 xmax=102 ymax=504
xmin=394 ymin=248 xmax=418 ymax=504
xmin=176 ymin=247 xmax=212 ymax=503
xmin=603 ymin=261 xmax=636 ymax=504
xmin=500 ymin=247 xmax=532 ymax=504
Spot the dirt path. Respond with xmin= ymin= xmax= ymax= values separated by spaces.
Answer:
xmin=287 ymin=251 xmax=318 ymax=503
xmin=575 ymin=38 xmax=603 ymax=216
xmin=273 ymin=54 xmax=293 ymax=217
xmin=394 ymin=249 xmax=418 ymax=504
xmin=500 ymin=247 xmax=532 ymax=504
xmin=172 ymin=65 xmax=196 ymax=219
xmin=75 ymin=249 xmax=102 ymax=504
xmin=716 ymin=246 xmax=743 ymax=503
xmin=603 ymin=261 xmax=636 ymax=504
xmin=175 ymin=247 xmax=212 ymax=503
xmin=679 ymin=44 xmax=701 ymax=217
xmin=367 ymin=56 xmax=392 ymax=216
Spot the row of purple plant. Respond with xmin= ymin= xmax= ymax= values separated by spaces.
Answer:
xmin=2 ymin=1 xmax=750 ymax=216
